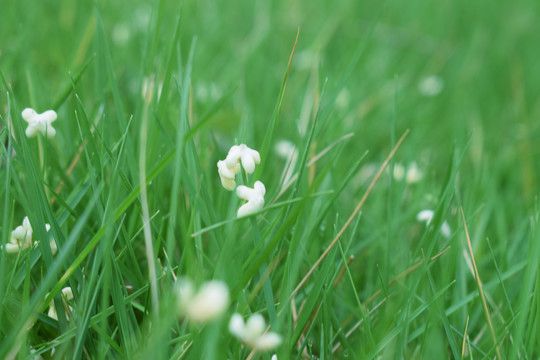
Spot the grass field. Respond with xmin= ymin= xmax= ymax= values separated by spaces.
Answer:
xmin=1 ymin=0 xmax=539 ymax=359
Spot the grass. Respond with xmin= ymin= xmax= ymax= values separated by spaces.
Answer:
xmin=1 ymin=0 xmax=539 ymax=359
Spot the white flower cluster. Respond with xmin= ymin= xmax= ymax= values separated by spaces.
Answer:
xmin=217 ymin=144 xmax=266 ymax=217
xmin=2 ymin=216 xmax=57 ymax=255
xmin=22 ymin=108 xmax=58 ymax=139
xmin=229 ymin=313 xmax=282 ymax=351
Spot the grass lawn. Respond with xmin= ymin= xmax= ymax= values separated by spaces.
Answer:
xmin=1 ymin=0 xmax=539 ymax=358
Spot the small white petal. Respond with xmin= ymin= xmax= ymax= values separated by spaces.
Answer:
xmin=417 ymin=209 xmax=451 ymax=238
xmin=23 ymin=216 xmax=32 ymax=230
xmin=241 ymin=153 xmax=256 ymax=174
xmin=416 ymin=210 xmax=435 ymax=224
xmin=406 ymin=162 xmax=423 ymax=184
xmin=441 ymin=221 xmax=451 ymax=238
xmin=229 ymin=313 xmax=247 ymax=339
xmin=47 ymin=287 xmax=74 ymax=321
xmin=225 ymin=144 xmax=260 ymax=174
xmin=225 ymin=145 xmax=243 ymax=168
xmin=236 ymin=185 xmax=254 ymax=201
xmin=22 ymin=108 xmax=37 ymax=122
xmin=245 ymin=314 xmax=266 ymax=337
xmin=392 ymin=164 xmax=405 ymax=181
xmin=240 ymin=147 xmax=260 ymax=174
xmin=253 ymin=181 xmax=266 ymax=196
xmin=218 ymin=160 xmax=240 ymax=190
xmin=50 ymin=239 xmax=58 ymax=255
xmin=271 ymin=355 xmax=278 ymax=360
xmin=61 ymin=287 xmax=74 ymax=300
xmin=11 ymin=225 xmax=29 ymax=241
xmin=218 ymin=160 xmax=238 ymax=180
xmin=229 ymin=313 xmax=282 ymax=351
xmin=237 ymin=197 xmax=264 ymax=217
xmin=220 ymin=176 xmax=237 ymax=191
xmin=3 ymin=243 xmax=21 ymax=254
xmin=253 ymin=332 xmax=282 ymax=351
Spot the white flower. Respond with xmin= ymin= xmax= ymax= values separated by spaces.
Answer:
xmin=217 ymin=144 xmax=260 ymax=191
xmin=2 ymin=217 xmax=56 ymax=254
xmin=176 ymin=278 xmax=230 ymax=323
xmin=418 ymin=75 xmax=444 ymax=97
xmin=236 ymin=181 xmax=265 ymax=217
xmin=392 ymin=164 xmax=406 ymax=181
xmin=229 ymin=313 xmax=282 ymax=351
xmin=21 ymin=108 xmax=57 ymax=139
xmin=6 ymin=216 xmax=33 ymax=252
xmin=417 ymin=209 xmax=451 ymax=238
xmin=217 ymin=160 xmax=240 ymax=191
xmin=225 ymin=144 xmax=260 ymax=174
xmin=271 ymin=355 xmax=278 ymax=360
xmin=47 ymin=287 xmax=74 ymax=320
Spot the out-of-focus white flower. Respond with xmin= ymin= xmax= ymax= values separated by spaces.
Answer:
xmin=29 ymin=347 xmax=43 ymax=360
xmin=48 ymin=287 xmax=74 ymax=321
xmin=217 ymin=160 xmax=240 ymax=191
xmin=393 ymin=162 xmax=423 ymax=184
xmin=271 ymin=355 xmax=278 ymax=360
xmin=236 ymin=181 xmax=265 ymax=217
xmin=225 ymin=144 xmax=261 ymax=174
xmin=418 ymin=75 xmax=444 ymax=97
xmin=229 ymin=313 xmax=282 ymax=351
xmin=406 ymin=162 xmax=423 ymax=184
xmin=393 ymin=163 xmax=406 ymax=181
xmin=22 ymin=108 xmax=57 ymax=139
xmin=417 ymin=209 xmax=451 ymax=238
xmin=2 ymin=217 xmax=55 ymax=254
xmin=176 ymin=278 xmax=230 ymax=323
